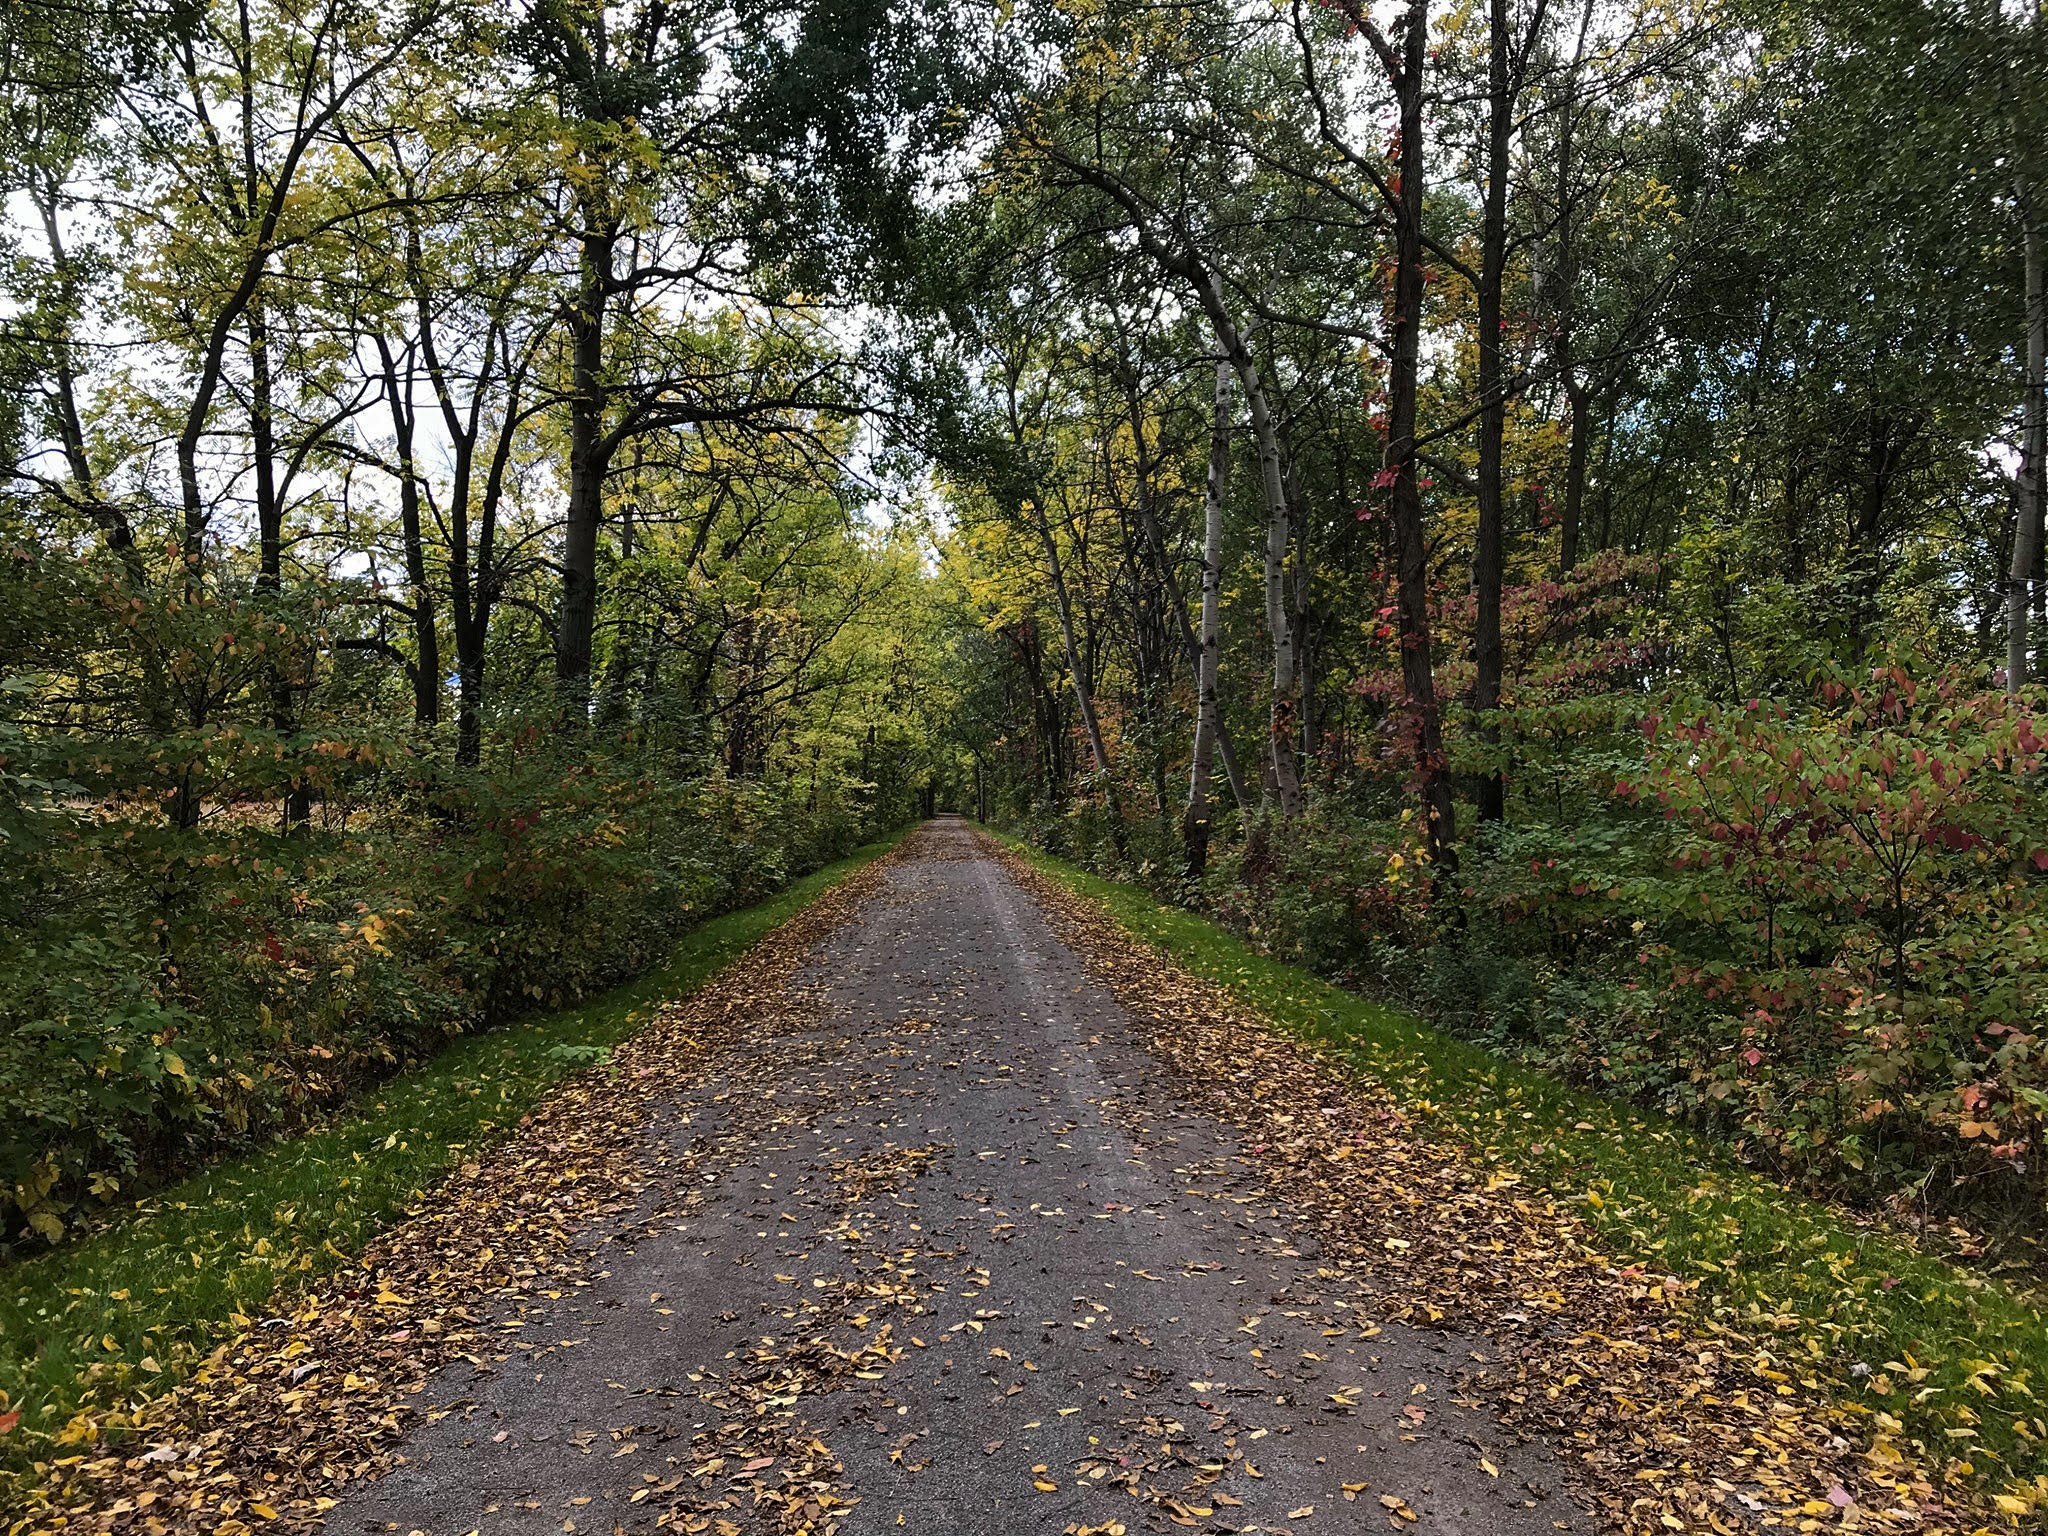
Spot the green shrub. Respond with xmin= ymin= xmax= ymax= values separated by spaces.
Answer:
xmin=0 ymin=749 xmax=882 ymax=1250
xmin=1004 ymin=658 xmax=2048 ymax=1230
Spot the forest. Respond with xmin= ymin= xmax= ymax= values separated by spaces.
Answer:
xmin=3 ymin=0 xmax=2046 ymax=1287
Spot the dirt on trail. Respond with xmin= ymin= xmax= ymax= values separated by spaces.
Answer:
xmin=20 ymin=819 xmax=1952 ymax=1536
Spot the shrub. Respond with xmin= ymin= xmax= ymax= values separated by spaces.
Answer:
xmin=0 ymin=747 xmax=882 ymax=1249
xmin=1005 ymin=656 xmax=2048 ymax=1228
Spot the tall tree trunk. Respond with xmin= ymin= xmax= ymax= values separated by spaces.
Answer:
xmin=2035 ymin=499 xmax=2046 ymax=680
xmin=1286 ymin=459 xmax=1319 ymax=770
xmin=1186 ymin=359 xmax=1233 ymax=879
xmin=1119 ymin=370 xmax=1250 ymax=816
xmin=2011 ymin=179 xmax=2046 ymax=693
xmin=34 ymin=179 xmax=147 ymax=582
xmin=376 ymin=336 xmax=441 ymax=728
xmin=455 ymin=620 xmax=487 ymax=768
xmin=395 ymin=431 xmax=442 ymax=731
xmin=1030 ymin=498 xmax=1128 ymax=856
xmin=596 ymin=501 xmax=639 ymax=729
xmin=1385 ymin=0 xmax=1459 ymax=870
xmin=251 ymin=305 xmax=282 ymax=601
xmin=1009 ymin=620 xmax=1058 ymax=805
xmin=1471 ymin=0 xmax=1511 ymax=826
xmin=557 ymin=219 xmax=613 ymax=722
xmin=1043 ymin=160 xmax=1271 ymax=813
xmin=248 ymin=301 xmax=310 ymax=828
xmin=1249 ymin=358 xmax=1306 ymax=818
xmin=1172 ymin=300 xmax=1304 ymax=818
xmin=1134 ymin=224 xmax=1300 ymax=815
xmin=1560 ymin=369 xmax=1590 ymax=573
xmin=450 ymin=470 xmax=488 ymax=767
xmin=452 ymin=427 xmax=512 ymax=771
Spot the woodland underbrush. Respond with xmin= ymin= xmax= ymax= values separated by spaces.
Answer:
xmin=1016 ymin=662 xmax=2048 ymax=1265
xmin=0 ymin=753 xmax=881 ymax=1252
xmin=1005 ymin=830 xmax=2048 ymax=1518
xmin=0 ymin=833 xmax=906 ymax=1481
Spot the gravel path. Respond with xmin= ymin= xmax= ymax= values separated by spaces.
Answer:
xmin=337 ymin=819 xmax=1591 ymax=1536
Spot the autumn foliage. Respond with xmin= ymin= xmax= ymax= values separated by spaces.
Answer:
xmin=1024 ymin=556 xmax=2048 ymax=1231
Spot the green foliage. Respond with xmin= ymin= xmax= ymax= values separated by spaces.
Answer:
xmin=1021 ymin=652 xmax=2048 ymax=1238
xmin=0 ymin=753 xmax=885 ymax=1249
xmin=0 ymin=830 xmax=906 ymax=1473
xmin=1005 ymin=834 xmax=2048 ymax=1508
xmin=0 ymin=0 xmax=970 ymax=1251
xmin=1555 ymin=662 xmax=2048 ymax=1199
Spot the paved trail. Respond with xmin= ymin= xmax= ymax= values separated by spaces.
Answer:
xmin=341 ymin=820 xmax=1589 ymax=1535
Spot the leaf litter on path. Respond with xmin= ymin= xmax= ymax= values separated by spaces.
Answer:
xmin=15 ymin=825 xmax=2026 ymax=1536
xmin=10 ymin=846 xmax=914 ymax=1536
xmin=983 ymin=836 xmax=2001 ymax=1536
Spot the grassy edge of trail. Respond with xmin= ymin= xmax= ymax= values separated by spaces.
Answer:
xmin=0 ymin=826 xmax=912 ymax=1473
xmin=994 ymin=831 xmax=2048 ymax=1520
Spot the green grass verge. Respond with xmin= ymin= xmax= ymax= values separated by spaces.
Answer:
xmin=0 ymin=828 xmax=909 ymax=1471
xmin=997 ymin=833 xmax=2048 ymax=1505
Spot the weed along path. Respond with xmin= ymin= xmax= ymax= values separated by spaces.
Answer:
xmin=23 ymin=820 xmax=1967 ymax=1535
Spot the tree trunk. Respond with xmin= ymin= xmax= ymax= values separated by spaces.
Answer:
xmin=1031 ymin=497 xmax=1128 ymax=857
xmin=455 ymin=621 xmax=487 ymax=768
xmin=1386 ymin=1 xmax=1459 ymax=870
xmin=1288 ymin=458 xmax=1319 ymax=770
xmin=396 ymin=459 xmax=441 ymax=731
xmin=251 ymin=305 xmax=282 ymax=601
xmin=1560 ymin=370 xmax=1590 ymax=573
xmin=2011 ymin=178 xmax=2046 ymax=693
xmin=1045 ymin=161 xmax=1266 ymax=816
xmin=35 ymin=180 xmax=146 ymax=581
xmin=1249 ymin=358 xmax=1306 ymax=818
xmin=1136 ymin=471 xmax=1249 ymax=818
xmin=452 ymin=431 xmax=513 ymax=771
xmin=248 ymin=302 xmax=311 ymax=829
xmin=1138 ymin=229 xmax=1299 ymax=815
xmin=556 ymin=219 xmax=613 ymax=722
xmin=1186 ymin=359 xmax=1233 ymax=879
xmin=1119 ymin=368 xmax=1250 ymax=817
xmin=1009 ymin=620 xmax=1060 ymax=805
xmin=378 ymin=338 xmax=441 ymax=728
xmin=596 ymin=503 xmax=639 ymax=729
xmin=1471 ymin=0 xmax=1510 ymax=827
xmin=1174 ymin=300 xmax=1304 ymax=818
xmin=1593 ymin=394 xmax=1619 ymax=551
